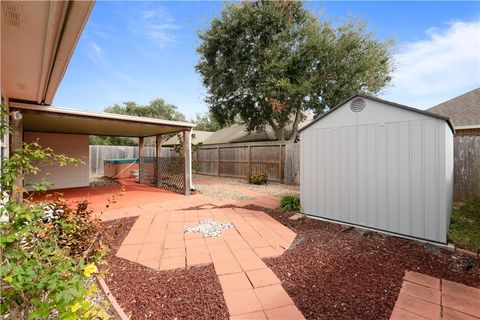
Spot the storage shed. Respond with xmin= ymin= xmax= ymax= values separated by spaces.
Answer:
xmin=299 ymin=95 xmax=454 ymax=243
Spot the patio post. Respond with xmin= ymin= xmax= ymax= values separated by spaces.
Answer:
xmin=183 ymin=129 xmax=192 ymax=195
xmin=139 ymin=137 xmax=144 ymax=184
xmin=155 ymin=134 xmax=162 ymax=187
xmin=10 ymin=111 xmax=23 ymax=201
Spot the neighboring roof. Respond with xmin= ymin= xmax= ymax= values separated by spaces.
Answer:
xmin=203 ymin=113 xmax=314 ymax=145
xmin=1 ymin=1 xmax=94 ymax=104
xmin=163 ymin=130 xmax=214 ymax=146
xmin=11 ymin=102 xmax=195 ymax=137
xmin=299 ymin=94 xmax=455 ymax=133
xmin=427 ymin=88 xmax=480 ymax=129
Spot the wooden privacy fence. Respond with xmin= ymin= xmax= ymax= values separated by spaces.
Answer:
xmin=194 ymin=141 xmax=300 ymax=183
xmin=89 ymin=145 xmax=176 ymax=177
xmin=454 ymin=136 xmax=480 ymax=202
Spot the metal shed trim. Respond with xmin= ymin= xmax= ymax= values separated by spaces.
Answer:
xmin=299 ymin=94 xmax=455 ymax=134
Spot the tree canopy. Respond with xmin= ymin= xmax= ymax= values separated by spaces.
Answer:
xmin=196 ymin=0 xmax=394 ymax=141
xmin=90 ymin=98 xmax=186 ymax=145
xmin=191 ymin=112 xmax=223 ymax=132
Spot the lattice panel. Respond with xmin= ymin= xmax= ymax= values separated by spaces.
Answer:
xmin=140 ymin=157 xmax=185 ymax=194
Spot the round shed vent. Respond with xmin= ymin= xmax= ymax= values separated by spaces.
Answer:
xmin=350 ymin=98 xmax=366 ymax=112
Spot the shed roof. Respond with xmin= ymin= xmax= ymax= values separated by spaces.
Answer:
xmin=426 ymin=88 xmax=480 ymax=129
xmin=299 ymin=94 xmax=455 ymax=133
xmin=11 ymin=102 xmax=195 ymax=137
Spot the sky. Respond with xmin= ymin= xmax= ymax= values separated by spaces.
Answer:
xmin=54 ymin=1 xmax=480 ymax=119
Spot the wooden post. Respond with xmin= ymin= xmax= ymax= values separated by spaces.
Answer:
xmin=217 ymin=146 xmax=220 ymax=177
xmin=155 ymin=135 xmax=162 ymax=186
xmin=10 ymin=111 xmax=23 ymax=201
xmin=183 ymin=130 xmax=192 ymax=195
xmin=278 ymin=144 xmax=282 ymax=183
xmin=138 ymin=137 xmax=144 ymax=183
xmin=155 ymin=135 xmax=162 ymax=158
xmin=247 ymin=145 xmax=251 ymax=180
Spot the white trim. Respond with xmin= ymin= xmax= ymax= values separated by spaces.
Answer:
xmin=455 ymin=125 xmax=480 ymax=130
xmin=10 ymin=102 xmax=195 ymax=128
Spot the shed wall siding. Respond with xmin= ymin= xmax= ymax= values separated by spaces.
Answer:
xmin=24 ymin=132 xmax=89 ymax=190
xmin=300 ymin=101 xmax=452 ymax=243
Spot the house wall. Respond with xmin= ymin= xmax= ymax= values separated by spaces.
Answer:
xmin=24 ymin=131 xmax=89 ymax=190
xmin=300 ymin=99 xmax=453 ymax=243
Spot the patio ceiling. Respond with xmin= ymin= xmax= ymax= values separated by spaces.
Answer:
xmin=10 ymin=102 xmax=195 ymax=137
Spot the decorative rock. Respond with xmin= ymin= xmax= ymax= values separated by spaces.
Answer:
xmin=184 ymin=219 xmax=234 ymax=238
xmin=289 ymin=213 xmax=304 ymax=221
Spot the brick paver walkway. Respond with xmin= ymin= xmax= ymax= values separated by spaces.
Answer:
xmin=112 ymin=205 xmax=304 ymax=319
xmin=390 ymin=271 xmax=480 ymax=320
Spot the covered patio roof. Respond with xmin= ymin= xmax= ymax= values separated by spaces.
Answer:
xmin=10 ymin=102 xmax=195 ymax=137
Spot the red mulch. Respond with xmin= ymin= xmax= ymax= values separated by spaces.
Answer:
xmin=240 ymin=204 xmax=480 ymax=320
xmin=101 ymin=217 xmax=228 ymax=320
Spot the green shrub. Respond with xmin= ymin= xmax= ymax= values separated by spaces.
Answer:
xmin=280 ymin=195 xmax=301 ymax=212
xmin=0 ymin=105 xmax=110 ymax=319
xmin=448 ymin=200 xmax=480 ymax=253
xmin=248 ymin=171 xmax=268 ymax=185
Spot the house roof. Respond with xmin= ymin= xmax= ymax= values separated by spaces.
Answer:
xmin=299 ymin=94 xmax=455 ymax=133
xmin=1 ymin=1 xmax=94 ymax=105
xmin=426 ymin=88 xmax=480 ymax=129
xmin=163 ymin=130 xmax=214 ymax=146
xmin=11 ymin=102 xmax=195 ymax=137
xmin=202 ymin=113 xmax=314 ymax=145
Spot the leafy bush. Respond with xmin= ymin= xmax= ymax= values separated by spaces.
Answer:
xmin=0 ymin=105 xmax=110 ymax=319
xmin=280 ymin=195 xmax=301 ymax=212
xmin=448 ymin=200 xmax=480 ymax=253
xmin=248 ymin=171 xmax=268 ymax=185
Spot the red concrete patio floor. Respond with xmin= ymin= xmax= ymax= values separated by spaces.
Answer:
xmin=390 ymin=271 xmax=480 ymax=320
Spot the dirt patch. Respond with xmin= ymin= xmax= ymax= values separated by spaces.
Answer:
xmin=240 ymin=204 xmax=480 ymax=320
xmin=101 ymin=218 xmax=228 ymax=320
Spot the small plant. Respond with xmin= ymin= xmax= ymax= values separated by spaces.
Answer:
xmin=280 ymin=195 xmax=301 ymax=212
xmin=248 ymin=171 xmax=268 ymax=185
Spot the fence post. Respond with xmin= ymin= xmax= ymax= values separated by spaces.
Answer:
xmin=217 ymin=146 xmax=220 ymax=177
xmin=139 ymin=137 xmax=145 ymax=184
xmin=247 ymin=145 xmax=251 ymax=179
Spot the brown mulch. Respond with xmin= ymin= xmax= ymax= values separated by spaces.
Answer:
xmin=101 ymin=217 xmax=228 ymax=320
xmin=239 ymin=204 xmax=480 ymax=320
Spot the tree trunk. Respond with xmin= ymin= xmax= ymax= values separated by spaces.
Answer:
xmin=268 ymin=119 xmax=285 ymax=141
xmin=289 ymin=107 xmax=302 ymax=143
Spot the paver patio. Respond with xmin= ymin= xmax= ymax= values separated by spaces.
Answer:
xmin=390 ymin=271 xmax=480 ymax=320
xmin=112 ymin=204 xmax=303 ymax=319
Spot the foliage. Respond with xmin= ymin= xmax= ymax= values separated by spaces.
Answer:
xmin=173 ymin=133 xmax=203 ymax=174
xmin=280 ymin=195 xmax=301 ymax=212
xmin=448 ymin=200 xmax=480 ymax=253
xmin=191 ymin=112 xmax=223 ymax=132
xmin=91 ymin=98 xmax=186 ymax=146
xmin=248 ymin=171 xmax=268 ymax=185
xmin=196 ymin=0 xmax=394 ymax=141
xmin=0 ymin=105 xmax=110 ymax=319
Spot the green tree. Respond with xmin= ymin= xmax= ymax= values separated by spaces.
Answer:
xmin=196 ymin=1 xmax=394 ymax=141
xmin=90 ymin=98 xmax=186 ymax=145
xmin=191 ymin=112 xmax=222 ymax=132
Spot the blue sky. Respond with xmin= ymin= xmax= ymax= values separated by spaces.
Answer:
xmin=54 ymin=1 xmax=480 ymax=119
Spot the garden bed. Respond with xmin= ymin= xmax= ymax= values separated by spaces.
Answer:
xmin=240 ymin=204 xmax=480 ymax=320
xmin=101 ymin=217 xmax=228 ymax=320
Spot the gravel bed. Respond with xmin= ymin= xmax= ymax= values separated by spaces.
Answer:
xmin=184 ymin=220 xmax=234 ymax=238
xmin=193 ymin=175 xmax=299 ymax=198
xmin=238 ymin=204 xmax=480 ymax=320
xmin=195 ymin=183 xmax=253 ymax=201
xmin=101 ymin=217 xmax=228 ymax=320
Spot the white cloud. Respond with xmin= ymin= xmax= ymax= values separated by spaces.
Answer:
xmin=87 ymin=42 xmax=105 ymax=64
xmin=130 ymin=4 xmax=179 ymax=48
xmin=382 ymin=20 xmax=480 ymax=109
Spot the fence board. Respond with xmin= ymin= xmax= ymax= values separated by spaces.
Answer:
xmin=89 ymin=145 xmax=175 ymax=177
xmin=454 ymin=136 xmax=480 ymax=201
xmin=284 ymin=143 xmax=300 ymax=185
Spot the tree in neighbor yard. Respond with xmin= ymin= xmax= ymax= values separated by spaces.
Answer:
xmin=196 ymin=0 xmax=394 ymax=141
xmin=90 ymin=98 xmax=187 ymax=145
